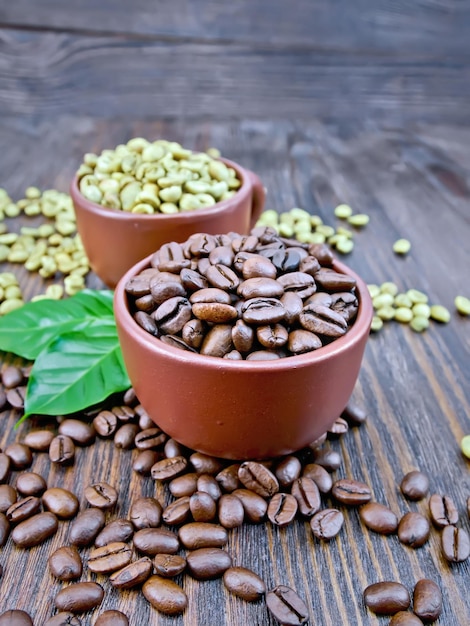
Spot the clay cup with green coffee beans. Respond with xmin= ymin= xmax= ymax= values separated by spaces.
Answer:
xmin=71 ymin=139 xmax=265 ymax=288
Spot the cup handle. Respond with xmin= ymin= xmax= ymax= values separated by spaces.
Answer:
xmin=246 ymin=170 xmax=266 ymax=227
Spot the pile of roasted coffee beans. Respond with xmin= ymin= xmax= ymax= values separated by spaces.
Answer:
xmin=125 ymin=227 xmax=359 ymax=359
xmin=1 ymin=364 xmax=469 ymax=624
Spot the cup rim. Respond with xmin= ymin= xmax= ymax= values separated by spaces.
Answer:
xmin=70 ymin=157 xmax=250 ymax=221
xmin=114 ymin=255 xmax=373 ymax=372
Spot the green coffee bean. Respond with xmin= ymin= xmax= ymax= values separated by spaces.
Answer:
xmin=407 ymin=289 xmax=428 ymax=304
xmin=25 ymin=186 xmax=41 ymax=199
xmin=367 ymin=284 xmax=380 ymax=299
xmin=296 ymin=232 xmax=314 ymax=244
xmin=5 ymin=203 xmax=21 ymax=217
xmin=0 ymin=298 xmax=24 ymax=315
xmin=45 ymin=284 xmax=64 ymax=299
xmin=0 ymin=233 xmax=18 ymax=245
xmin=335 ymin=238 xmax=354 ymax=254
xmin=370 ymin=316 xmax=383 ymax=332
xmin=334 ymin=204 xmax=353 ymax=219
xmin=315 ymin=224 xmax=335 ymax=238
xmin=461 ymin=435 xmax=470 ymax=459
xmin=290 ymin=208 xmax=311 ymax=221
xmin=394 ymin=307 xmax=413 ymax=323
xmin=376 ymin=306 xmax=395 ymax=320
xmin=278 ymin=223 xmax=295 ymax=237
xmin=394 ymin=293 xmax=412 ymax=308
xmin=412 ymin=303 xmax=431 ymax=318
xmin=5 ymin=285 xmax=22 ymax=299
xmin=347 ymin=213 xmax=370 ymax=227
xmin=455 ymin=295 xmax=470 ymax=316
xmin=393 ymin=238 xmax=411 ymax=255
xmin=372 ymin=293 xmax=395 ymax=309
xmin=0 ymin=272 xmax=18 ymax=287
xmin=336 ymin=226 xmax=353 ymax=238
xmin=310 ymin=215 xmax=323 ymax=227
xmin=410 ymin=316 xmax=429 ymax=332
xmin=430 ymin=305 xmax=451 ymax=323
xmin=294 ymin=220 xmax=312 ymax=235
xmin=7 ymin=249 xmax=29 ymax=263
xmin=0 ymin=244 xmax=10 ymax=262
xmin=131 ymin=203 xmax=155 ymax=215
xmin=380 ymin=282 xmax=399 ymax=296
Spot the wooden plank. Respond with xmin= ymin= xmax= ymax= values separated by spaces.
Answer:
xmin=0 ymin=30 xmax=469 ymax=124
xmin=1 ymin=0 xmax=470 ymax=58
xmin=0 ymin=117 xmax=469 ymax=624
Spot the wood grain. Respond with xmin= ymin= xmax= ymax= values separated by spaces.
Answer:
xmin=0 ymin=117 xmax=469 ymax=624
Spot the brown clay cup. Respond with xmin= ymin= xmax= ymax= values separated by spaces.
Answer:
xmin=71 ymin=158 xmax=265 ymax=288
xmin=114 ymin=257 xmax=373 ymax=460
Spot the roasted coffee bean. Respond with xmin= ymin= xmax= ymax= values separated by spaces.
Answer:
xmin=314 ymin=268 xmax=356 ymax=291
xmin=332 ymin=478 xmax=372 ymax=505
xmin=164 ymin=438 xmax=187 ymax=458
xmin=169 ymin=473 xmax=198 ymax=498
xmin=181 ymin=267 xmax=209 ymax=292
xmin=123 ymin=387 xmax=137 ymax=405
xmin=0 ymin=484 xmax=17 ymax=512
xmin=238 ymin=277 xmax=283 ymax=300
xmin=413 ymin=578 xmax=442 ymax=621
xmin=43 ymin=613 xmax=81 ymax=626
xmin=189 ymin=491 xmax=217 ymax=522
xmin=22 ymin=430 xmax=54 ymax=452
xmin=257 ymin=323 xmax=289 ymax=349
xmin=43 ymin=488 xmax=79 ymax=519
xmin=308 ymin=432 xmax=328 ymax=450
xmin=400 ymin=471 xmax=429 ymax=501
xmin=341 ymin=403 xmax=367 ymax=426
xmin=186 ymin=547 xmax=232 ymax=580
xmin=389 ymin=612 xmax=424 ymax=625
xmin=138 ymin=410 xmax=154 ymax=431
xmin=135 ymin=427 xmax=166 ymax=451
xmin=0 ymin=387 xmax=5 ymax=411
xmin=6 ymin=385 xmax=27 ymax=409
xmin=291 ymin=477 xmax=321 ymax=517
xmin=327 ymin=416 xmax=349 ymax=437
xmin=0 ymin=512 xmax=10 ymax=546
xmin=266 ymin=585 xmax=309 ymax=625
xmin=274 ymin=456 xmax=302 ymax=488
xmin=15 ymin=472 xmax=47 ymax=496
xmin=155 ymin=296 xmax=193 ymax=335
xmin=0 ymin=610 xmax=33 ymax=625
xmin=190 ymin=453 xmax=224 ymax=475
xmin=0 ymin=453 xmax=11 ymax=483
xmin=241 ymin=255 xmax=277 ymax=279
xmin=441 ymin=524 xmax=470 ymax=562
xmin=300 ymin=303 xmax=347 ymax=337
xmin=143 ymin=575 xmax=188 ymax=615
xmin=157 ymin=242 xmax=191 ymax=273
xmin=238 ymin=462 xmax=279 ymax=497
xmin=288 ymin=329 xmax=322 ymax=354
xmin=216 ymin=464 xmax=241 ymax=492
xmin=242 ymin=297 xmax=285 ymax=324
xmin=223 ymin=566 xmax=266 ymax=602
xmin=200 ymin=324 xmax=233 ymax=357
xmin=197 ymin=474 xmax=222 ymax=501
xmin=267 ymin=493 xmax=298 ymax=527
xmin=152 ymin=456 xmax=188 ymax=481
xmin=218 ymin=494 xmax=245 ymax=529
xmin=302 ymin=463 xmax=333 ymax=494
xmin=134 ymin=527 xmax=179 ymax=556
xmin=178 ymin=522 xmax=228 ymax=549
xmin=109 ymin=556 xmax=153 ymax=589
xmin=55 ymin=582 xmax=104 ymax=613
xmin=4 ymin=443 xmax=33 ymax=470
xmin=205 ymin=263 xmax=240 ymax=291
xmin=310 ymin=508 xmax=344 ymax=540
xmin=359 ymin=502 xmax=398 ymax=535
xmin=12 ymin=511 xmax=58 ymax=547
xmin=232 ymin=489 xmax=267 ymax=523
xmin=114 ymin=423 xmax=139 ymax=449
xmin=277 ymin=271 xmax=316 ymax=298
xmin=429 ymin=493 xmax=459 ymax=528
xmin=49 ymin=435 xmax=75 ymax=464
xmin=95 ymin=610 xmax=129 ymax=626
xmin=58 ymin=419 xmax=95 ymax=445
xmin=133 ymin=450 xmax=160 ymax=475
xmin=93 ymin=410 xmax=118 ymax=437
xmin=149 ymin=275 xmax=186 ymax=305
xmin=1 ymin=365 xmax=24 ymax=388
xmin=397 ymin=512 xmax=430 ymax=548
xmin=182 ymin=318 xmax=205 ymax=349
xmin=363 ymin=582 xmax=411 ymax=615
xmin=49 ymin=545 xmax=83 ymax=580
xmin=69 ymin=508 xmax=106 ymax=547
xmin=312 ymin=448 xmax=341 ymax=471
xmin=330 ymin=291 xmax=358 ymax=321
xmin=162 ymin=497 xmax=191 ymax=526
xmin=154 ymin=553 xmax=186 ymax=578
xmin=88 ymin=541 xmax=132 ymax=573
xmin=125 ymin=274 xmax=152 ymax=296
xmin=129 ymin=497 xmax=162 ymax=529
xmin=6 ymin=496 xmax=41 ymax=523
xmin=84 ymin=482 xmax=117 ymax=509
xmin=134 ymin=311 xmax=158 ymax=334
xmin=112 ymin=405 xmax=136 ymax=422
xmin=94 ymin=518 xmax=134 ymax=548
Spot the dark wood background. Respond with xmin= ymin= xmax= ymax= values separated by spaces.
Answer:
xmin=0 ymin=2 xmax=469 ymax=625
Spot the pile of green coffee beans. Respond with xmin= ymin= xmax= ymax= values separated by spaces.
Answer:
xmin=0 ymin=187 xmax=90 ymax=313
xmin=76 ymin=140 xmax=240 ymax=214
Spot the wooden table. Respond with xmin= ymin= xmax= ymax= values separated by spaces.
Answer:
xmin=1 ymin=2 xmax=469 ymax=624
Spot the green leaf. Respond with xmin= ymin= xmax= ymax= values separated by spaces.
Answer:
xmin=20 ymin=319 xmax=130 ymax=422
xmin=0 ymin=290 xmax=115 ymax=359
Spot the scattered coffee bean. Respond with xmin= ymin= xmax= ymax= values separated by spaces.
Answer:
xmin=95 ymin=518 xmax=134 ymax=547
xmin=178 ymin=522 xmax=228 ymax=549
xmin=142 ymin=575 xmax=188 ymax=615
xmin=84 ymin=482 xmax=117 ymax=509
xmin=189 ymin=490 xmax=217 ymax=522
xmin=190 ymin=452 xmax=224 ymax=475
xmin=332 ymin=478 xmax=372 ymax=505
xmin=49 ymin=435 xmax=75 ymax=464
xmin=48 ymin=545 xmax=83 ymax=580
xmin=186 ymin=547 xmax=232 ymax=580
xmin=1 ymin=365 xmax=24 ymax=388
xmin=441 ymin=524 xmax=470 ymax=562
xmin=11 ymin=511 xmax=58 ymax=547
xmin=359 ymin=502 xmax=398 ymax=535
xmin=291 ymin=476 xmax=321 ymax=517
xmin=88 ymin=542 xmax=133 ymax=573
xmin=58 ymin=419 xmax=95 ymax=445
xmin=6 ymin=385 xmax=27 ymax=409
xmin=15 ymin=472 xmax=47 ymax=496
xmin=54 ymin=581 xmax=104 ymax=613
xmin=0 ymin=453 xmax=10 ymax=483
xmin=129 ymin=497 xmax=162 ymax=529
xmin=197 ymin=474 xmax=222 ymax=501
xmin=274 ymin=456 xmax=302 ymax=488
xmin=312 ymin=448 xmax=341 ymax=471
xmin=302 ymin=463 xmax=333 ymax=494
xmin=6 ymin=495 xmax=41 ymax=523
xmin=42 ymin=487 xmax=79 ymax=519
xmin=93 ymin=410 xmax=118 ymax=437
xmin=328 ymin=416 xmax=349 ymax=437
xmin=216 ymin=464 xmax=241 ymax=492
xmin=389 ymin=611 xmax=424 ymax=625
xmin=94 ymin=610 xmax=129 ymax=626
xmin=169 ymin=473 xmax=198 ymax=498
xmin=400 ymin=471 xmax=429 ymax=501
xmin=4 ymin=443 xmax=33 ymax=469
xmin=133 ymin=450 xmax=160 ymax=475
xmin=154 ymin=553 xmax=187 ymax=578
xmin=109 ymin=556 xmax=153 ymax=589
xmin=162 ymin=496 xmax=191 ymax=526
xmin=22 ymin=429 xmax=55 ymax=452
xmin=413 ymin=578 xmax=442 ymax=621
xmin=135 ymin=427 xmax=166 ymax=450
xmin=43 ymin=612 xmax=82 ymax=626
xmin=363 ymin=582 xmax=411 ymax=615
xmin=266 ymin=585 xmax=309 ymax=625
xmin=0 ymin=610 xmax=33 ymax=626
xmin=267 ymin=493 xmax=298 ymax=527
xmin=223 ymin=566 xmax=266 ymax=601
xmin=341 ymin=403 xmax=367 ymax=426
xmin=133 ymin=527 xmax=180 ymax=556
xmin=310 ymin=508 xmax=344 ymax=540
xmin=218 ymin=493 xmax=245 ymax=528
xmin=397 ymin=512 xmax=430 ymax=548
xmin=0 ymin=484 xmax=17 ymax=512
xmin=232 ymin=489 xmax=267 ymax=523
xmin=0 ymin=512 xmax=10 ymax=546
xmin=151 ymin=456 xmax=188 ymax=481
xmin=114 ymin=423 xmax=139 ymax=449
xmin=238 ymin=462 xmax=279 ymax=498
xmin=69 ymin=508 xmax=106 ymax=547
xmin=428 ymin=493 xmax=459 ymax=528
